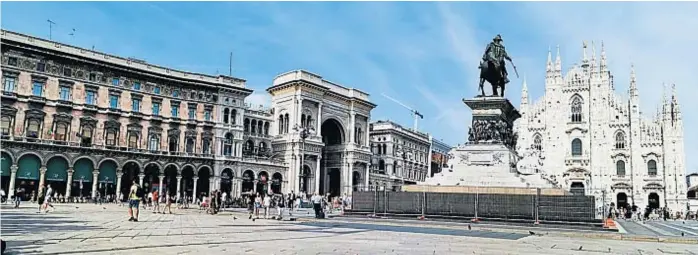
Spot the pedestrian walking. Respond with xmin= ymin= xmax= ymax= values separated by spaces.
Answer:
xmin=311 ymin=192 xmax=323 ymax=219
xmin=13 ymin=187 xmax=24 ymax=208
xmin=152 ymin=190 xmax=160 ymax=213
xmin=263 ymin=193 xmax=271 ymax=219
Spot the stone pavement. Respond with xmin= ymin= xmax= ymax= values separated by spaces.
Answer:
xmin=617 ymin=219 xmax=698 ymax=237
xmin=1 ymin=203 xmax=698 ymax=255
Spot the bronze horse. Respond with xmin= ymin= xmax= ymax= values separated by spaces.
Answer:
xmin=478 ymin=60 xmax=507 ymax=97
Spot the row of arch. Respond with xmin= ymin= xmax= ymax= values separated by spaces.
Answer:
xmin=1 ymin=151 xmax=291 ymax=199
xmin=244 ymin=118 xmax=270 ymax=135
xmin=530 ymin=130 xmax=629 ymax=153
xmin=615 ymin=159 xmax=658 ymax=176
xmin=222 ymin=108 xmax=238 ymax=125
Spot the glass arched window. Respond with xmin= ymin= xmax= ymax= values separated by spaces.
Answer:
xmin=128 ymin=134 xmax=139 ymax=148
xmin=615 ymin=132 xmax=626 ymax=149
xmin=148 ymin=135 xmax=160 ymax=151
xmin=378 ymin=160 xmax=385 ymax=172
xmin=570 ymin=96 xmax=583 ymax=123
xmin=223 ymin=133 xmax=233 ymax=156
xmin=231 ymin=109 xmax=237 ymax=125
xmin=533 ymin=134 xmax=542 ymax=151
xmin=283 ymin=114 xmax=289 ymax=133
xmin=55 ymin=123 xmax=68 ymax=141
xmin=647 ymin=160 xmax=657 ymax=176
xmin=571 ymin=138 xmax=582 ymax=156
xmin=264 ymin=122 xmax=269 ymax=135
xmin=250 ymin=119 xmax=257 ymax=133
xmin=616 ymin=160 xmax=626 ymax=176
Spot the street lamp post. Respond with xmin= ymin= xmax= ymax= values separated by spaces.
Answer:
xmin=294 ymin=124 xmax=315 ymax=194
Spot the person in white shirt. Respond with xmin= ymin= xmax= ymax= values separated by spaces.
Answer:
xmin=263 ymin=194 xmax=272 ymax=219
xmin=311 ymin=193 xmax=323 ymax=218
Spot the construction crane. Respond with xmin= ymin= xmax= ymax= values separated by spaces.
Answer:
xmin=381 ymin=93 xmax=424 ymax=131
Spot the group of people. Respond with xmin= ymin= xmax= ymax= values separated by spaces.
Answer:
xmin=608 ymin=203 xmax=698 ymax=221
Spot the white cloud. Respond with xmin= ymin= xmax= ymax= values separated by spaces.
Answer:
xmin=244 ymin=91 xmax=271 ymax=108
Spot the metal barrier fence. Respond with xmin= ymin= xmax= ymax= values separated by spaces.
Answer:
xmin=350 ymin=189 xmax=599 ymax=223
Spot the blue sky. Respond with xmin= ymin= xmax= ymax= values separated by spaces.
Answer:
xmin=2 ymin=2 xmax=697 ymax=173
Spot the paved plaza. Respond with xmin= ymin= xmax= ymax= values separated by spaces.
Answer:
xmin=1 ymin=203 xmax=697 ymax=254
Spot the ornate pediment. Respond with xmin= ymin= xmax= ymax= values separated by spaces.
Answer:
xmin=79 ymin=116 xmax=98 ymax=127
xmin=643 ymin=182 xmax=664 ymax=190
xmin=127 ymin=123 xmax=142 ymax=132
xmin=52 ymin=112 xmax=73 ymax=123
xmin=642 ymin=152 xmax=661 ymax=159
xmin=565 ymin=127 xmax=588 ymax=134
xmin=611 ymin=152 xmax=629 ymax=161
xmin=1 ymin=105 xmax=18 ymax=116
xmin=167 ymin=128 xmax=180 ymax=137
xmin=185 ymin=129 xmax=197 ymax=137
xmin=611 ymin=182 xmax=632 ymax=190
xmin=104 ymin=120 xmax=121 ymax=129
xmin=202 ymin=130 xmax=214 ymax=138
xmin=24 ymin=109 xmax=46 ymax=119
xmin=148 ymin=126 xmax=163 ymax=134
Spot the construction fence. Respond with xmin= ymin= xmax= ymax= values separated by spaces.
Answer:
xmin=349 ymin=189 xmax=600 ymax=224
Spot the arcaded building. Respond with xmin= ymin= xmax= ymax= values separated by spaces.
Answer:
xmin=0 ymin=29 xmax=286 ymax=200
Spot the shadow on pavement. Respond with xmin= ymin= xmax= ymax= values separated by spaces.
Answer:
xmin=298 ymin=221 xmax=528 ymax=240
xmin=1 ymin=211 xmax=105 ymax=254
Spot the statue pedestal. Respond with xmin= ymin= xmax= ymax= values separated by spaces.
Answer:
xmin=424 ymin=96 xmax=554 ymax=188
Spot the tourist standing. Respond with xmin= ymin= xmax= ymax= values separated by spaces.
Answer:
xmin=128 ymin=180 xmax=142 ymax=222
xmin=13 ymin=187 xmax=23 ymax=208
xmin=152 ymin=190 xmax=160 ymax=213
xmin=263 ymin=193 xmax=271 ymax=219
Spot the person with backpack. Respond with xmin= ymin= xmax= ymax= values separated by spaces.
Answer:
xmin=128 ymin=180 xmax=144 ymax=222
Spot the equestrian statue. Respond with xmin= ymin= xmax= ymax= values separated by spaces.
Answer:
xmin=478 ymin=34 xmax=518 ymax=97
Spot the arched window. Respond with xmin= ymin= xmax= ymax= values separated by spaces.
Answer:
xmin=378 ymin=160 xmax=385 ymax=173
xmin=616 ymin=160 xmax=626 ymax=176
xmin=148 ymin=135 xmax=160 ymax=151
xmin=223 ymin=108 xmax=230 ymax=124
xmin=264 ymin=122 xmax=270 ymax=135
xmin=168 ymin=135 xmax=178 ymax=152
xmin=306 ymin=116 xmax=312 ymax=129
xmin=128 ymin=133 xmax=139 ymax=148
xmin=250 ymin=119 xmax=257 ymax=134
xmin=231 ymin=109 xmax=237 ymax=125
xmin=244 ymin=140 xmax=254 ymax=155
xmin=533 ymin=134 xmax=542 ymax=151
xmin=382 ymin=144 xmax=387 ymax=155
xmin=223 ymin=133 xmax=233 ymax=156
xmin=185 ymin=137 xmax=195 ymax=153
xmin=244 ymin=118 xmax=250 ymax=133
xmin=258 ymin=142 xmax=267 ymax=154
xmin=55 ymin=122 xmax=68 ymax=141
xmin=301 ymin=114 xmax=306 ymax=128
xmin=27 ymin=119 xmax=41 ymax=138
xmin=105 ymin=129 xmax=118 ymax=146
xmin=647 ymin=160 xmax=657 ymax=176
xmin=570 ymin=96 xmax=583 ymax=123
xmin=283 ymin=114 xmax=289 ymax=133
xmin=615 ymin=131 xmax=626 ymax=149
xmin=257 ymin=121 xmax=263 ymax=134
xmin=571 ymin=138 xmax=582 ymax=156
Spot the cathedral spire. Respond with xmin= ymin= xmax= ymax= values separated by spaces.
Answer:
xmin=581 ymin=41 xmax=589 ymax=68
xmin=671 ymin=83 xmax=681 ymax=122
xmin=590 ymin=41 xmax=597 ymax=75
xmin=521 ymin=74 xmax=529 ymax=105
xmin=554 ymin=45 xmax=562 ymax=75
xmin=600 ymin=41 xmax=608 ymax=73
xmin=546 ymin=45 xmax=553 ymax=72
xmin=629 ymin=64 xmax=638 ymax=97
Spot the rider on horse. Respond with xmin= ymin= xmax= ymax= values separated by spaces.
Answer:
xmin=482 ymin=34 xmax=512 ymax=85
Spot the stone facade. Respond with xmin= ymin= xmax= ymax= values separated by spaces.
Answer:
xmin=515 ymin=42 xmax=688 ymax=213
xmin=429 ymin=137 xmax=452 ymax=178
xmin=368 ymin=120 xmax=430 ymax=191
xmin=0 ymin=29 xmax=286 ymax=200
xmin=267 ymin=70 xmax=375 ymax=197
